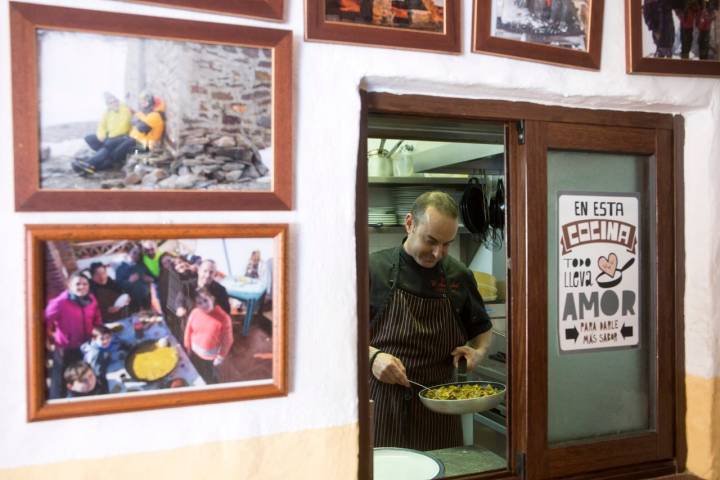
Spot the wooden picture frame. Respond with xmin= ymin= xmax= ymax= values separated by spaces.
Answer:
xmin=27 ymin=224 xmax=288 ymax=421
xmin=128 ymin=0 xmax=284 ymax=20
xmin=473 ymin=0 xmax=604 ymax=70
xmin=10 ymin=2 xmax=293 ymax=211
xmin=625 ymin=0 xmax=720 ymax=76
xmin=305 ymin=0 xmax=461 ymax=54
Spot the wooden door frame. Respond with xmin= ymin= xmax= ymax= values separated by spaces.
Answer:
xmin=356 ymin=91 xmax=685 ymax=480
xmin=525 ymin=122 xmax=676 ymax=479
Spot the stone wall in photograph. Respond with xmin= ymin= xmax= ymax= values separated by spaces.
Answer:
xmin=105 ymin=38 xmax=273 ymax=190
xmin=132 ymin=38 xmax=272 ymax=154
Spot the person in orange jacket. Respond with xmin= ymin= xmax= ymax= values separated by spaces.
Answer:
xmin=129 ymin=92 xmax=166 ymax=150
xmin=73 ymin=91 xmax=165 ymax=176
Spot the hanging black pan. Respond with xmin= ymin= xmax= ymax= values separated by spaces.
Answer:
xmin=460 ymin=178 xmax=488 ymax=238
xmin=483 ymin=178 xmax=505 ymax=251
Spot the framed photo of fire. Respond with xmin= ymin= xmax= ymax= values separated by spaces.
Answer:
xmin=26 ymin=224 xmax=288 ymax=421
xmin=305 ymin=0 xmax=461 ymax=54
xmin=473 ymin=0 xmax=605 ymax=70
xmin=10 ymin=2 xmax=293 ymax=211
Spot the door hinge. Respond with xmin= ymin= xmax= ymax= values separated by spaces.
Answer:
xmin=516 ymin=120 xmax=525 ymax=145
xmin=516 ymin=452 xmax=526 ymax=479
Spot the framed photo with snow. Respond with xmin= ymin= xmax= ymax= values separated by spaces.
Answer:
xmin=625 ymin=0 xmax=720 ymax=76
xmin=26 ymin=223 xmax=288 ymax=421
xmin=473 ymin=0 xmax=604 ymax=70
xmin=305 ymin=0 xmax=461 ymax=53
xmin=128 ymin=0 xmax=284 ymax=20
xmin=10 ymin=2 xmax=292 ymax=211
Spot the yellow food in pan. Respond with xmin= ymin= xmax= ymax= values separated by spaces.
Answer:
xmin=129 ymin=344 xmax=178 ymax=381
xmin=423 ymin=383 xmax=501 ymax=400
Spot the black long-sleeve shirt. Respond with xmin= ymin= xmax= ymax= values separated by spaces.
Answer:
xmin=369 ymin=246 xmax=492 ymax=339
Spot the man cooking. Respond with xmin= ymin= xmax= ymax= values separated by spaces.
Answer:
xmin=369 ymin=191 xmax=493 ymax=451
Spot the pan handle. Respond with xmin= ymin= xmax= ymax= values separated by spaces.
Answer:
xmin=618 ymin=257 xmax=635 ymax=272
xmin=456 ymin=357 xmax=468 ymax=382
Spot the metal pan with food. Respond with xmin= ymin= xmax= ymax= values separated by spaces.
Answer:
xmin=125 ymin=338 xmax=179 ymax=383
xmin=417 ymin=380 xmax=506 ymax=415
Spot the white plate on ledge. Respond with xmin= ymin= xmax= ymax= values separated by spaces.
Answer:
xmin=373 ymin=447 xmax=444 ymax=480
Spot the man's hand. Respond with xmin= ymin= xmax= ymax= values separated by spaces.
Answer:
xmin=128 ymin=273 xmax=139 ymax=283
xmin=452 ymin=330 xmax=493 ymax=370
xmin=176 ymin=307 xmax=187 ymax=317
xmin=371 ymin=352 xmax=410 ymax=387
xmin=451 ymin=345 xmax=487 ymax=371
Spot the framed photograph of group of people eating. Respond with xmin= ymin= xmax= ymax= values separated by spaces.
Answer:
xmin=26 ymin=224 xmax=288 ymax=421
xmin=10 ymin=1 xmax=293 ymax=212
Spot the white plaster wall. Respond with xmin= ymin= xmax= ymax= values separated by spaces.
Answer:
xmin=684 ymin=102 xmax=720 ymax=380
xmin=0 ymin=0 xmax=718 ymax=471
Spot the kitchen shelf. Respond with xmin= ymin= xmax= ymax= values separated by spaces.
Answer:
xmin=369 ymin=176 xmax=471 ymax=185
xmin=369 ymin=224 xmax=475 ymax=235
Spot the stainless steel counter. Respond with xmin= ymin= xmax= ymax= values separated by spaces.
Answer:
xmin=426 ymin=446 xmax=506 ymax=478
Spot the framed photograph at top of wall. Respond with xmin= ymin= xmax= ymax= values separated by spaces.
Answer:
xmin=473 ymin=0 xmax=605 ymax=70
xmin=625 ymin=0 xmax=720 ymax=76
xmin=10 ymin=2 xmax=292 ymax=211
xmin=305 ymin=0 xmax=461 ymax=54
xmin=26 ymin=223 xmax=287 ymax=421
xmin=127 ymin=0 xmax=284 ymax=20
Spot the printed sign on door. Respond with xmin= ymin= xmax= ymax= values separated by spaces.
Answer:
xmin=558 ymin=194 xmax=640 ymax=352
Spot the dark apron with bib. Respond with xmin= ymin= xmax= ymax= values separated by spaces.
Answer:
xmin=370 ymin=254 xmax=466 ymax=451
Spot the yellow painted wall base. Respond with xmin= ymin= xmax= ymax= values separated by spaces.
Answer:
xmin=685 ymin=374 xmax=720 ymax=480
xmin=0 ymin=375 xmax=715 ymax=480
xmin=0 ymin=423 xmax=358 ymax=480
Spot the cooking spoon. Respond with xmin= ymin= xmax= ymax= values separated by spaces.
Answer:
xmin=408 ymin=380 xmax=430 ymax=390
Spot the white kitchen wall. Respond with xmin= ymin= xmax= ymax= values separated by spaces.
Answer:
xmin=0 ymin=0 xmax=718 ymax=477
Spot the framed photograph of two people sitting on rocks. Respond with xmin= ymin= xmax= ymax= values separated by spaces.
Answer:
xmin=10 ymin=2 xmax=292 ymax=211
xmin=26 ymin=223 xmax=287 ymax=421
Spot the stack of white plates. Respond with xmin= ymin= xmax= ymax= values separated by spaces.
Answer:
xmin=369 ymin=206 xmax=398 ymax=225
xmin=391 ymin=186 xmax=434 ymax=217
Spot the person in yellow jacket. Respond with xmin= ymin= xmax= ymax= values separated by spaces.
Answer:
xmin=73 ymin=91 xmax=165 ymax=176
xmin=74 ymin=92 xmax=132 ymax=172
xmin=85 ymin=92 xmax=132 ymax=146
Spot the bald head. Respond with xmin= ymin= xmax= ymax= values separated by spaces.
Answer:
xmin=410 ymin=191 xmax=459 ymax=225
xmin=197 ymin=259 xmax=217 ymax=287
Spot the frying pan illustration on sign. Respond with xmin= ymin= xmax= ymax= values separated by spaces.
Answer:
xmin=596 ymin=255 xmax=635 ymax=288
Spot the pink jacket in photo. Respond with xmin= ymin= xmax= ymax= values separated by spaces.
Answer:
xmin=44 ymin=291 xmax=103 ymax=349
